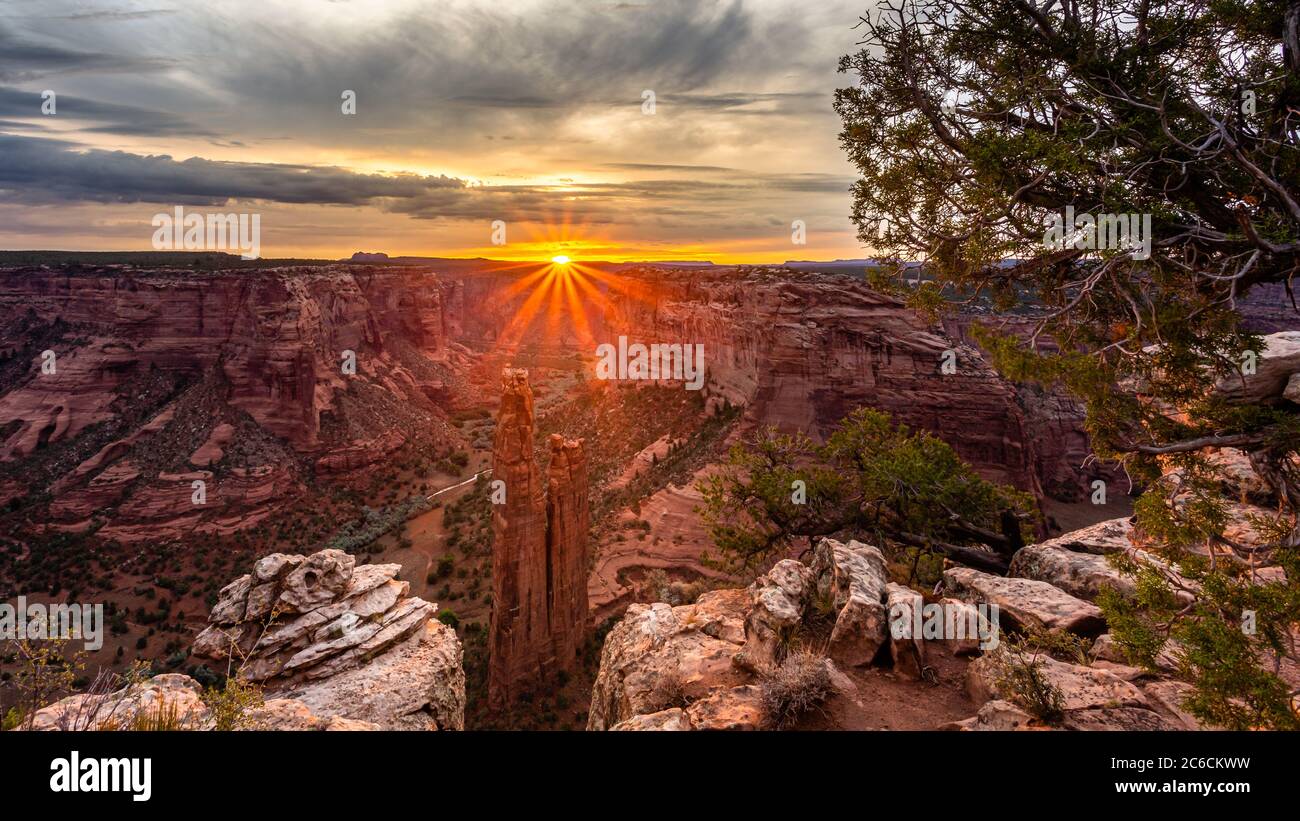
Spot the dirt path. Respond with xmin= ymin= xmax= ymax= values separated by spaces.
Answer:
xmin=800 ymin=647 xmax=978 ymax=730
xmin=425 ymin=468 xmax=493 ymax=502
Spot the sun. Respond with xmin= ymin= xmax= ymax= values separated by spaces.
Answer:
xmin=551 ymin=255 xmax=571 ymax=265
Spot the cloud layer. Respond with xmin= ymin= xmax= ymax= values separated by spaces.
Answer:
xmin=0 ymin=0 xmax=871 ymax=260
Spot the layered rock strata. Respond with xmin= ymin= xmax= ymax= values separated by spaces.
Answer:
xmin=0 ymin=265 xmax=459 ymax=541
xmin=189 ymin=549 xmax=465 ymax=730
xmin=599 ymin=269 xmax=1043 ymax=495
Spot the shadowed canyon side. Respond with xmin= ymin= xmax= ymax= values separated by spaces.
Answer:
xmin=487 ymin=369 xmax=589 ymax=708
xmin=0 ymin=265 xmax=466 ymax=542
xmin=598 ymin=269 xmax=1044 ymax=495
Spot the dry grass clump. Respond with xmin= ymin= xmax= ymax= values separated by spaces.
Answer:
xmin=760 ymin=650 xmax=833 ymax=729
xmin=647 ymin=669 xmax=689 ymax=712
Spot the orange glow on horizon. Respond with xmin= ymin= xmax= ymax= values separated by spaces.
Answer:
xmin=485 ymin=255 xmax=663 ymax=362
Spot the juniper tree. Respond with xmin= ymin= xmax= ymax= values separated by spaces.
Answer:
xmin=836 ymin=0 xmax=1300 ymax=727
xmin=698 ymin=408 xmax=1035 ymax=574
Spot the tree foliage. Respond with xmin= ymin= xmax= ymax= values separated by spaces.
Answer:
xmin=698 ymin=408 xmax=1035 ymax=573
xmin=836 ymin=0 xmax=1300 ymax=726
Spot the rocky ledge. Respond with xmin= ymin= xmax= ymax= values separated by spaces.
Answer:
xmin=28 ymin=673 xmax=384 ymax=731
xmin=188 ymin=549 xmax=465 ymax=730
xmin=31 ymin=549 xmax=466 ymax=731
xmin=587 ymin=512 xmax=1292 ymax=730
xmin=587 ymin=538 xmax=933 ymax=730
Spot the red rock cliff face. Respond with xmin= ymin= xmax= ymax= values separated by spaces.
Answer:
xmin=488 ymin=369 xmax=550 ymax=706
xmin=941 ymin=314 xmax=1122 ymax=503
xmin=488 ymin=370 xmax=589 ymax=707
xmin=597 ymin=270 xmax=1042 ymax=495
xmin=0 ymin=265 xmax=455 ymax=538
xmin=0 ymin=266 xmax=449 ymax=454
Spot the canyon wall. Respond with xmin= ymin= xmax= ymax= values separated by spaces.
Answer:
xmin=435 ymin=265 xmax=1046 ymax=494
xmin=0 ymin=265 xmax=458 ymax=539
xmin=595 ymin=269 xmax=1043 ymax=494
xmin=0 ymin=265 xmax=449 ymax=453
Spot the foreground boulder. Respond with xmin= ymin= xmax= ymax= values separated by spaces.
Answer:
xmin=190 ymin=549 xmax=465 ymax=730
xmin=944 ymin=699 xmax=1046 ymax=731
xmin=1091 ymin=632 xmax=1182 ymax=674
xmin=735 ymin=560 xmax=813 ymax=672
xmin=812 ymin=538 xmax=890 ymax=666
xmin=1008 ymin=544 xmax=1134 ymax=601
xmin=587 ymin=550 xmax=882 ymax=730
xmin=27 ymin=674 xmax=383 ymax=731
xmin=1215 ymin=331 xmax=1300 ymax=404
xmin=587 ymin=594 xmax=752 ymax=730
xmin=943 ymin=567 xmax=1106 ymax=635
xmin=964 ymin=651 xmax=1182 ymax=730
xmin=29 ymin=674 xmax=209 ymax=731
xmin=885 ymin=583 xmax=927 ymax=679
xmin=1029 ymin=517 xmax=1133 ymax=555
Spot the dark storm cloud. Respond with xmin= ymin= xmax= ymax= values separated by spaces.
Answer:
xmin=0 ymin=132 xmax=841 ymax=225
xmin=0 ymin=86 xmax=210 ymax=137
xmin=0 ymin=23 xmax=172 ymax=81
xmin=0 ymin=133 xmax=634 ymax=222
xmin=0 ymin=0 xmax=864 ymax=252
xmin=141 ymin=0 xmax=818 ymax=145
xmin=0 ymin=0 xmax=845 ymax=154
xmin=0 ymin=133 xmax=457 ymax=205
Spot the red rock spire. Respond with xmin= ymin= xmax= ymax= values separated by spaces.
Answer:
xmin=488 ymin=369 xmax=589 ymax=708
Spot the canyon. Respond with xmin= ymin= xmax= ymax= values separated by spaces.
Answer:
xmin=6 ymin=257 xmax=1284 ymax=727
xmin=0 ymin=262 xmax=1108 ymax=567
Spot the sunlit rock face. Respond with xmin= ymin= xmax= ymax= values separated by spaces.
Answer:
xmin=546 ymin=433 xmax=591 ymax=673
xmin=488 ymin=369 xmax=589 ymax=708
xmin=596 ymin=268 xmax=1042 ymax=495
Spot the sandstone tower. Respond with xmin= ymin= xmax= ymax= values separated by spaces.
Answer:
xmin=488 ymin=369 xmax=590 ymax=708
xmin=545 ymin=432 xmax=590 ymax=670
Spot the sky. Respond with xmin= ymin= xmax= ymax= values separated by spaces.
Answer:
xmin=0 ymin=0 xmax=877 ymax=262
